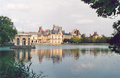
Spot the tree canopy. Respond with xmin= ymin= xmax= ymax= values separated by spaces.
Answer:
xmin=113 ymin=20 xmax=120 ymax=33
xmin=63 ymin=36 xmax=110 ymax=43
xmin=0 ymin=16 xmax=17 ymax=44
xmin=81 ymin=0 xmax=120 ymax=18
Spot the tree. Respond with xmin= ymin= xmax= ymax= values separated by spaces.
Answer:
xmin=81 ymin=0 xmax=120 ymax=18
xmin=63 ymin=39 xmax=71 ymax=43
xmin=0 ymin=16 xmax=17 ymax=44
xmin=80 ymin=37 xmax=89 ymax=43
xmin=95 ymin=37 xmax=101 ymax=43
xmin=113 ymin=20 xmax=120 ymax=33
xmin=110 ymin=20 xmax=120 ymax=46
xmin=73 ymin=36 xmax=80 ymax=43
xmin=81 ymin=0 xmax=120 ymax=46
xmin=110 ymin=33 xmax=120 ymax=46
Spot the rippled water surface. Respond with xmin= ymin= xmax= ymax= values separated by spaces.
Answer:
xmin=1 ymin=45 xmax=120 ymax=78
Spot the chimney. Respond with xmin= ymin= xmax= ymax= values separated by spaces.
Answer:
xmin=102 ymin=34 xmax=104 ymax=37
xmin=53 ymin=24 xmax=55 ymax=32
xmin=90 ymin=34 xmax=91 ymax=38
xmin=76 ymin=29 xmax=77 ymax=34
xmin=60 ymin=27 xmax=62 ymax=30
xmin=62 ymin=30 xmax=65 ymax=33
xmin=39 ymin=26 xmax=42 ymax=30
xmin=39 ymin=26 xmax=42 ymax=33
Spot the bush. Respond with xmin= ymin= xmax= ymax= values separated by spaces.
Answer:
xmin=0 ymin=60 xmax=47 ymax=78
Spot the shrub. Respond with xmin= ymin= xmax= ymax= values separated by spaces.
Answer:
xmin=0 ymin=60 xmax=47 ymax=78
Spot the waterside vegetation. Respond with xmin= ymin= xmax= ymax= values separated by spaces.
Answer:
xmin=63 ymin=36 xmax=111 ymax=43
xmin=0 ymin=51 xmax=46 ymax=78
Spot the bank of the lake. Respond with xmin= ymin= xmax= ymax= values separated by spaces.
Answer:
xmin=62 ymin=43 xmax=109 ymax=45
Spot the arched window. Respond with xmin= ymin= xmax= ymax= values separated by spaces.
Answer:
xmin=22 ymin=38 xmax=26 ymax=45
xmin=28 ymin=38 xmax=30 ymax=45
xmin=17 ymin=38 xmax=20 ymax=45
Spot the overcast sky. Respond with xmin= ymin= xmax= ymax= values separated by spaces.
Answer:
xmin=0 ymin=0 xmax=119 ymax=36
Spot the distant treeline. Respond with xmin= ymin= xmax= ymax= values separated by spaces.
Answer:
xmin=63 ymin=36 xmax=111 ymax=43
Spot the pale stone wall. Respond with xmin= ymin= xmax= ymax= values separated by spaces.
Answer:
xmin=50 ymin=34 xmax=62 ymax=44
xmin=62 ymin=35 xmax=73 ymax=40
xmin=37 ymin=34 xmax=62 ymax=44
xmin=14 ymin=32 xmax=79 ymax=45
xmin=31 ymin=35 xmax=38 ymax=44
xmin=13 ymin=34 xmax=32 ymax=46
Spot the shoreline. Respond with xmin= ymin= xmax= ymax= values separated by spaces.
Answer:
xmin=62 ymin=43 xmax=109 ymax=45
xmin=1 ymin=43 xmax=110 ymax=46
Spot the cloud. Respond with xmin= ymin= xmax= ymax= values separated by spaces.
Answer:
xmin=75 ymin=19 xmax=94 ymax=24
xmin=70 ymin=15 xmax=83 ymax=18
xmin=5 ymin=3 xmax=30 ymax=11
xmin=70 ymin=63 xmax=94 ymax=74
xmin=12 ymin=18 xmax=18 ymax=22
xmin=16 ymin=27 xmax=22 ymax=31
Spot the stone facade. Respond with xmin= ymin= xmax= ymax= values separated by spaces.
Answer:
xmin=13 ymin=25 xmax=83 ymax=45
xmin=31 ymin=35 xmax=39 ymax=44
xmin=37 ymin=25 xmax=63 ymax=45
xmin=50 ymin=34 xmax=62 ymax=44
xmin=37 ymin=34 xmax=62 ymax=45
xmin=13 ymin=34 xmax=31 ymax=46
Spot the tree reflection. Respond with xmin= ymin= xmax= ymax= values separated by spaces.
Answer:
xmin=0 ymin=51 xmax=15 ymax=68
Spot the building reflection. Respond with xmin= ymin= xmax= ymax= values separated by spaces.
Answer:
xmin=15 ymin=49 xmax=31 ymax=62
xmin=32 ymin=49 xmax=63 ymax=64
xmin=14 ymin=48 xmax=112 ymax=63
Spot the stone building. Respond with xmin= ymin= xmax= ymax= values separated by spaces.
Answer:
xmin=13 ymin=25 xmax=83 ymax=45
xmin=50 ymin=34 xmax=62 ymax=44
xmin=31 ymin=35 xmax=39 ymax=44
xmin=91 ymin=32 xmax=99 ymax=38
xmin=70 ymin=29 xmax=81 ymax=38
xmin=13 ymin=34 xmax=31 ymax=46
xmin=62 ymin=33 xmax=73 ymax=40
xmin=37 ymin=25 xmax=63 ymax=45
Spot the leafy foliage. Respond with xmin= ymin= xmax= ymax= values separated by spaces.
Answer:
xmin=110 ymin=33 xmax=120 ymax=46
xmin=0 ymin=51 xmax=47 ymax=78
xmin=0 ymin=61 xmax=46 ymax=78
xmin=0 ymin=16 xmax=17 ymax=44
xmin=113 ymin=20 xmax=120 ymax=33
xmin=110 ymin=20 xmax=120 ymax=46
xmin=63 ymin=36 xmax=110 ymax=43
xmin=81 ymin=0 xmax=120 ymax=18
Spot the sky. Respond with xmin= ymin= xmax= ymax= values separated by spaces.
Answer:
xmin=0 ymin=0 xmax=119 ymax=37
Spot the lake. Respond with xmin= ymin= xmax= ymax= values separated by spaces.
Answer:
xmin=0 ymin=45 xmax=120 ymax=78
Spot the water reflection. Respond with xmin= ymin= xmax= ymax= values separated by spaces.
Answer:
xmin=2 ymin=45 xmax=120 ymax=78
xmin=15 ymin=49 xmax=31 ymax=62
xmin=15 ymin=48 xmax=112 ymax=64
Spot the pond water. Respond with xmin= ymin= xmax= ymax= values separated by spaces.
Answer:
xmin=0 ymin=45 xmax=120 ymax=78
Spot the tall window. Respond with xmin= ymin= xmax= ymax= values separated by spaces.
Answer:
xmin=28 ymin=38 xmax=30 ymax=45
xmin=22 ymin=38 xmax=26 ymax=45
xmin=17 ymin=38 xmax=20 ymax=45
